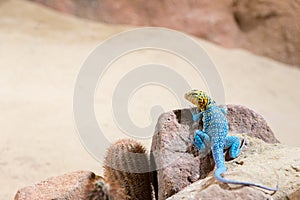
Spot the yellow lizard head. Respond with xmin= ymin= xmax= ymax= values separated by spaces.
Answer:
xmin=184 ymin=89 xmax=216 ymax=111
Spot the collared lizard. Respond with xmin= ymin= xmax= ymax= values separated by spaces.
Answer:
xmin=184 ymin=89 xmax=278 ymax=191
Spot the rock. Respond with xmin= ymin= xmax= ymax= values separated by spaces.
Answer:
xmin=151 ymin=106 xmax=280 ymax=200
xmin=226 ymin=104 xmax=279 ymax=144
xmin=168 ymin=182 xmax=272 ymax=200
xmin=151 ymin=111 xmax=215 ymax=200
xmin=14 ymin=171 xmax=96 ymax=200
xmin=167 ymin=135 xmax=300 ymax=200
xmin=29 ymin=0 xmax=300 ymax=67
xmin=233 ymin=0 xmax=300 ymax=67
xmin=14 ymin=170 xmax=127 ymax=200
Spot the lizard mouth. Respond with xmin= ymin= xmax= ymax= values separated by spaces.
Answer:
xmin=184 ymin=93 xmax=196 ymax=105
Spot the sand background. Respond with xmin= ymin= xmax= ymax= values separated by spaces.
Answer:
xmin=1 ymin=0 xmax=300 ymax=199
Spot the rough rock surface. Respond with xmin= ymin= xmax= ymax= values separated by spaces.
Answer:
xmin=151 ymin=105 xmax=280 ymax=200
xmin=29 ymin=0 xmax=300 ymax=67
xmin=14 ymin=171 xmax=95 ymax=200
xmin=167 ymin=136 xmax=300 ymax=200
xmin=151 ymin=111 xmax=214 ymax=200
xmin=225 ymin=104 xmax=279 ymax=144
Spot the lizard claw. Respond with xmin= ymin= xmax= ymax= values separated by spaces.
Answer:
xmin=189 ymin=106 xmax=201 ymax=122
xmin=240 ymin=137 xmax=248 ymax=150
xmin=189 ymin=105 xmax=196 ymax=114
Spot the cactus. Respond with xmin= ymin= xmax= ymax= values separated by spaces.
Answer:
xmin=104 ymin=139 xmax=153 ymax=200
xmin=89 ymin=175 xmax=126 ymax=200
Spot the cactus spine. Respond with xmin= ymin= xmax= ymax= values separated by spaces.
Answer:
xmin=104 ymin=139 xmax=152 ymax=200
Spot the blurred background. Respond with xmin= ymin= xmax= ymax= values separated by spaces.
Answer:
xmin=1 ymin=0 xmax=299 ymax=199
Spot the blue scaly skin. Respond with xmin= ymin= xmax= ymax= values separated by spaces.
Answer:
xmin=185 ymin=89 xmax=278 ymax=191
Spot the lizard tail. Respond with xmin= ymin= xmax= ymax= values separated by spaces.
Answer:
xmin=214 ymin=167 xmax=278 ymax=191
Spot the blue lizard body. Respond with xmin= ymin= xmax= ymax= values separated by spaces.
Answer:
xmin=185 ymin=89 xmax=278 ymax=191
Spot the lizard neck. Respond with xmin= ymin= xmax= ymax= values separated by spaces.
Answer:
xmin=200 ymin=101 xmax=217 ymax=112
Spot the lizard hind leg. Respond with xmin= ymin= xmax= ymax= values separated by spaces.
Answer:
xmin=224 ymin=135 xmax=245 ymax=159
xmin=217 ymin=136 xmax=279 ymax=191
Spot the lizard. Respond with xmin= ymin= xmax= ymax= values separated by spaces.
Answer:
xmin=184 ymin=89 xmax=278 ymax=191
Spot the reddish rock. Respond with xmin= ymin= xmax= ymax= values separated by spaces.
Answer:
xmin=14 ymin=171 xmax=96 ymax=200
xmin=151 ymin=105 xmax=279 ymax=199
xmin=233 ymin=0 xmax=300 ymax=66
xmin=29 ymin=0 xmax=300 ymax=67
xmin=151 ymin=111 xmax=215 ymax=200
xmin=226 ymin=104 xmax=279 ymax=144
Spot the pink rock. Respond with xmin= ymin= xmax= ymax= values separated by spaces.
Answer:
xmin=29 ymin=0 xmax=300 ymax=67
xmin=14 ymin=171 xmax=95 ymax=200
xmin=226 ymin=104 xmax=279 ymax=144
xmin=151 ymin=111 xmax=214 ymax=200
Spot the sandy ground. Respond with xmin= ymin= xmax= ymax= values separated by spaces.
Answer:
xmin=1 ymin=0 xmax=300 ymax=199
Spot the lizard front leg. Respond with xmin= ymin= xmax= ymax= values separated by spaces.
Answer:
xmin=194 ymin=130 xmax=210 ymax=154
xmin=190 ymin=107 xmax=203 ymax=122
